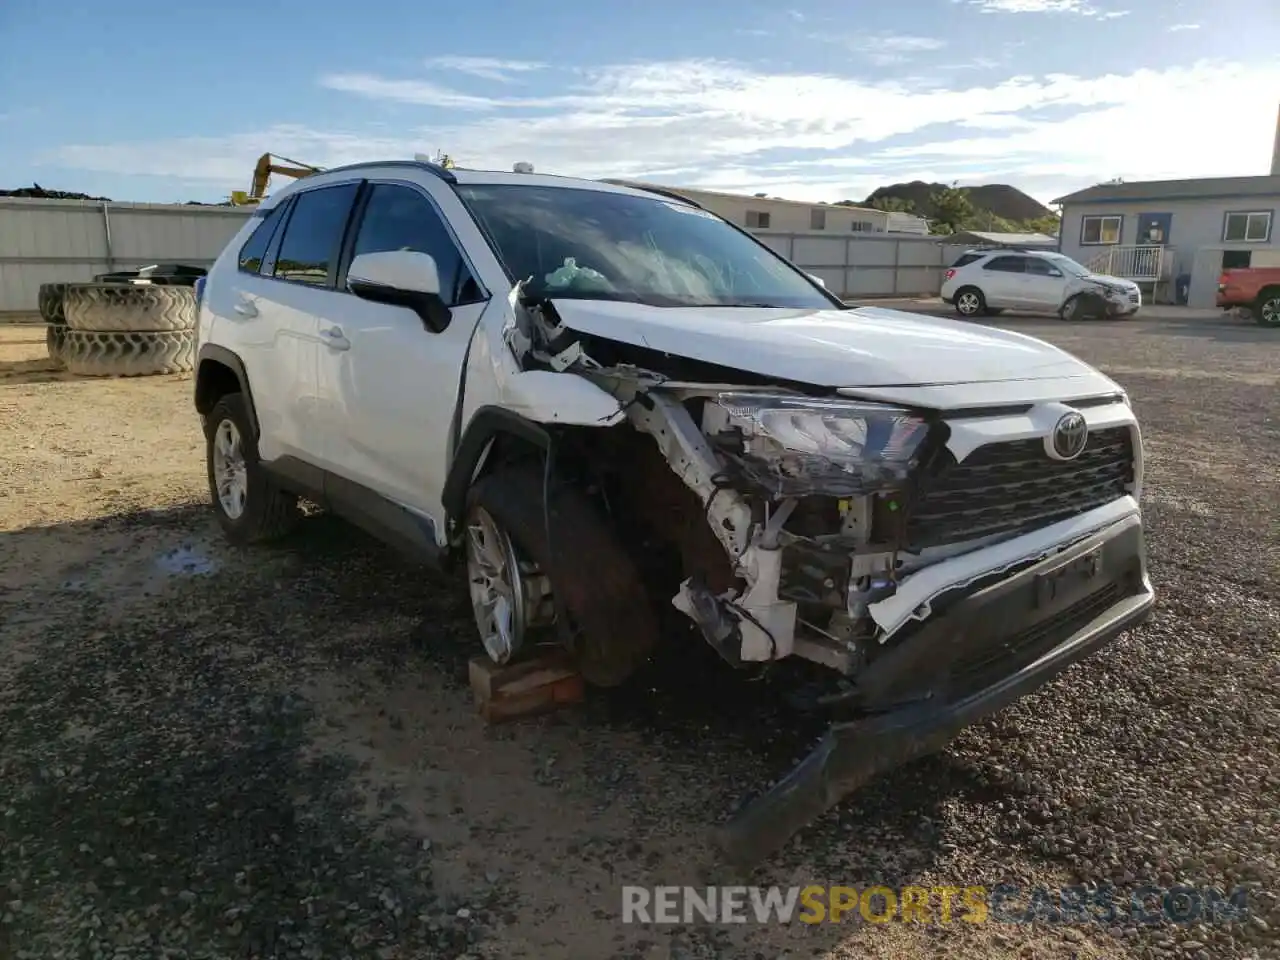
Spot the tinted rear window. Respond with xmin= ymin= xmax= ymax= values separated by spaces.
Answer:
xmin=237 ymin=203 xmax=289 ymax=274
xmin=950 ymin=253 xmax=983 ymax=268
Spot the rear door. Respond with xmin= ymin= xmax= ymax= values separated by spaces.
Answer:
xmin=247 ymin=181 xmax=362 ymax=464
xmin=979 ymin=254 xmax=1029 ymax=308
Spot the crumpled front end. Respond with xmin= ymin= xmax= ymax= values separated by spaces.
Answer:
xmin=502 ymin=290 xmax=1154 ymax=864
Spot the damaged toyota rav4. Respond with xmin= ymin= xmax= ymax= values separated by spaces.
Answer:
xmin=194 ymin=160 xmax=1155 ymax=865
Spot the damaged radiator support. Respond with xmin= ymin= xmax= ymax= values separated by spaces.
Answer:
xmin=617 ymin=387 xmax=802 ymax=663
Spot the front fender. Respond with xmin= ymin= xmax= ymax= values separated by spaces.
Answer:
xmin=500 ymin=370 xmax=625 ymax=427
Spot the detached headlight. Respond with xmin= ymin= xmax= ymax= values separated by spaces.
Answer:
xmin=712 ymin=392 xmax=930 ymax=496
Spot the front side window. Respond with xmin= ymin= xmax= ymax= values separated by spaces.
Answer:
xmin=273 ymin=183 xmax=360 ymax=286
xmin=457 ymin=185 xmax=835 ymax=309
xmin=1025 ymin=258 xmax=1062 ymax=277
xmin=1080 ymin=215 xmax=1122 ymax=245
xmin=1223 ymin=211 xmax=1272 ymax=243
xmin=1043 ymin=253 xmax=1090 ymax=277
xmin=237 ymin=202 xmax=289 ymax=274
xmin=351 ymin=184 xmax=479 ymax=305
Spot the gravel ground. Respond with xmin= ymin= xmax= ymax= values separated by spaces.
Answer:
xmin=0 ymin=313 xmax=1277 ymax=960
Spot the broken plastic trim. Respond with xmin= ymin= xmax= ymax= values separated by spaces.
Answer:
xmin=714 ymin=515 xmax=1154 ymax=867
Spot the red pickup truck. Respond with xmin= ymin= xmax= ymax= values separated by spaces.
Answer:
xmin=1216 ymin=267 xmax=1280 ymax=327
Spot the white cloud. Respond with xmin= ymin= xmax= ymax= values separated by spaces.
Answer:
xmin=320 ymin=73 xmax=504 ymax=110
xmin=43 ymin=57 xmax=1280 ymax=207
xmin=954 ymin=0 xmax=1129 ymax=17
xmin=421 ymin=55 xmax=546 ymax=83
xmin=829 ymin=33 xmax=948 ymax=66
xmin=1167 ymin=22 xmax=1201 ymax=31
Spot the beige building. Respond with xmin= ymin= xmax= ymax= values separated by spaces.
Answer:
xmin=604 ymin=180 xmax=931 ymax=235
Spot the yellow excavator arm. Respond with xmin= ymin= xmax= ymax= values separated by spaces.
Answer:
xmin=230 ymin=153 xmax=322 ymax=205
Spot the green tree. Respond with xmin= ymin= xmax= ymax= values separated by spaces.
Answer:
xmin=1020 ymin=214 xmax=1062 ymax=236
xmin=928 ymin=186 xmax=977 ymax=235
xmin=866 ymin=196 xmax=917 ymax=214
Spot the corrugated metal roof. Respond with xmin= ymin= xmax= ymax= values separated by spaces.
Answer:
xmin=604 ymin=179 xmax=887 ymax=215
xmin=944 ymin=230 xmax=1058 ymax=246
xmin=1054 ymin=175 xmax=1280 ymax=205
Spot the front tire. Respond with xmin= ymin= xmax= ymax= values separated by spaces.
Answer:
xmin=1061 ymin=294 xmax=1083 ymax=322
xmin=465 ymin=463 xmax=658 ymax=687
xmin=204 ymin=393 xmax=300 ymax=545
xmin=954 ymin=287 xmax=985 ymax=318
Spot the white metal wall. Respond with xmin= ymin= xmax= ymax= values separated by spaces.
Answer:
xmin=0 ymin=197 xmax=252 ymax=315
xmin=756 ymin=231 xmax=965 ymax=297
xmin=0 ymin=197 xmax=951 ymax=315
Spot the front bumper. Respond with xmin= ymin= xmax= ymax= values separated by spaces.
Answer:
xmin=715 ymin=514 xmax=1154 ymax=866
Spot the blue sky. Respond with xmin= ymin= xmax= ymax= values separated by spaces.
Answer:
xmin=2 ymin=0 xmax=1278 ymax=207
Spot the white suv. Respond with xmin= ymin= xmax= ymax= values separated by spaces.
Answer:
xmin=193 ymin=160 xmax=1154 ymax=864
xmin=940 ymin=249 xmax=1142 ymax=320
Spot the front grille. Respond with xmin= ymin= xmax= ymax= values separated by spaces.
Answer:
xmin=1128 ymin=292 xmax=1140 ymax=304
xmin=905 ymin=426 xmax=1134 ymax=549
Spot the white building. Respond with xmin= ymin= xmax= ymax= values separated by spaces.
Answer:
xmin=603 ymin=180 xmax=931 ymax=235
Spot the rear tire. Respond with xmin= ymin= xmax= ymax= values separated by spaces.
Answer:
xmin=38 ymin=283 xmax=69 ymax=324
xmin=1254 ymin=290 xmax=1280 ymax=327
xmin=62 ymin=329 xmax=194 ymax=376
xmin=64 ymin=283 xmax=197 ymax=333
xmin=204 ymin=393 xmax=301 ymax=545
xmin=46 ymin=324 xmax=66 ymax=367
xmin=465 ymin=463 xmax=659 ymax=687
xmin=954 ymin=287 xmax=985 ymax=318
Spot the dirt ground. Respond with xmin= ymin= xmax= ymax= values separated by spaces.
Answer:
xmin=0 ymin=314 xmax=1277 ymax=960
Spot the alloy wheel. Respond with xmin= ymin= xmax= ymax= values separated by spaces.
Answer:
xmin=465 ymin=506 xmax=529 ymax=664
xmin=1261 ymin=297 xmax=1280 ymax=327
xmin=212 ymin=419 xmax=248 ymax=520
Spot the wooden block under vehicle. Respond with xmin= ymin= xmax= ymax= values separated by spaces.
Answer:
xmin=468 ymin=654 xmax=584 ymax=723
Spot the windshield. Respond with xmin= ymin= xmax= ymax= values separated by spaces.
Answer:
xmin=455 ymin=184 xmax=837 ymax=309
xmin=1043 ymin=253 xmax=1090 ymax=277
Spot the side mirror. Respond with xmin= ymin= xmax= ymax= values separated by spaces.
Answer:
xmin=1048 ymin=268 xmax=1063 ymax=277
xmin=347 ymin=250 xmax=451 ymax=332
xmin=806 ymin=273 xmax=827 ymax=289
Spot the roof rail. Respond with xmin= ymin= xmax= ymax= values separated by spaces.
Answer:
xmin=599 ymin=179 xmax=704 ymax=209
xmin=306 ymin=159 xmax=458 ymax=184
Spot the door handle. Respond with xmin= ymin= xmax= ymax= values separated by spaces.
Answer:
xmin=232 ymin=296 xmax=258 ymax=317
xmin=320 ymin=326 xmax=350 ymax=351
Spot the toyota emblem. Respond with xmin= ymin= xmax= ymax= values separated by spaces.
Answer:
xmin=1048 ymin=411 xmax=1089 ymax=461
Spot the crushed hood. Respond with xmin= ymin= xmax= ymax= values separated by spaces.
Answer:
xmin=550 ymin=300 xmax=1115 ymax=394
xmin=1078 ymin=274 xmax=1140 ymax=292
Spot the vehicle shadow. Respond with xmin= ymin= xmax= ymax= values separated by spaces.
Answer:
xmin=0 ymin=501 xmax=1053 ymax=952
xmin=0 ymin=350 xmax=75 ymax=387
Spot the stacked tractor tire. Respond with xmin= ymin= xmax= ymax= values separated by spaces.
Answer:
xmin=41 ymin=282 xmax=197 ymax=377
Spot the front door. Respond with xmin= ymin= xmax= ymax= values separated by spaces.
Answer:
xmin=1136 ymin=213 xmax=1171 ymax=245
xmin=317 ymin=180 xmax=490 ymax=533
xmin=1022 ymin=256 xmax=1067 ymax=308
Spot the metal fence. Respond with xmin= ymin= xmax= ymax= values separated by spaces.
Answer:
xmin=1 ymin=198 xmax=959 ymax=318
xmin=0 ymin=197 xmax=252 ymax=317
xmin=755 ymin=231 xmax=965 ymax=298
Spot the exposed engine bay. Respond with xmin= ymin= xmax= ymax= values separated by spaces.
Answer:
xmin=496 ymin=280 xmax=1143 ymax=689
